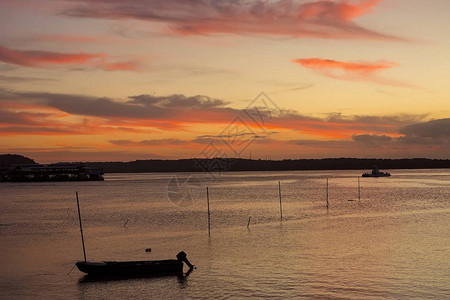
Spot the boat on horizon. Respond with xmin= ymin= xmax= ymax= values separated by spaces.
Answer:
xmin=362 ymin=165 xmax=391 ymax=177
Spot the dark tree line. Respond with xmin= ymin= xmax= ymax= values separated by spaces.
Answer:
xmin=2 ymin=154 xmax=449 ymax=173
xmin=85 ymin=158 xmax=450 ymax=173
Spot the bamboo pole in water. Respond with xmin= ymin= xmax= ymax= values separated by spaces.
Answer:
xmin=207 ymin=186 xmax=211 ymax=237
xmin=326 ymin=178 xmax=329 ymax=208
xmin=358 ymin=176 xmax=361 ymax=201
xmin=278 ymin=181 xmax=283 ymax=220
xmin=76 ymin=191 xmax=87 ymax=262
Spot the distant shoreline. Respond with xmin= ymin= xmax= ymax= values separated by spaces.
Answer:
xmin=84 ymin=158 xmax=450 ymax=173
xmin=2 ymin=155 xmax=449 ymax=174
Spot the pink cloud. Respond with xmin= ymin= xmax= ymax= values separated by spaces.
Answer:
xmin=64 ymin=0 xmax=399 ymax=40
xmin=0 ymin=44 xmax=142 ymax=71
xmin=293 ymin=58 xmax=397 ymax=73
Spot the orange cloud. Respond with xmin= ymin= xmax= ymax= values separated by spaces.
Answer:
xmin=0 ymin=89 xmax=425 ymax=142
xmin=0 ymin=44 xmax=103 ymax=67
xmin=292 ymin=57 xmax=412 ymax=86
xmin=109 ymin=139 xmax=191 ymax=147
xmin=335 ymin=0 xmax=383 ymax=20
xmin=293 ymin=58 xmax=397 ymax=73
xmin=0 ymin=44 xmax=142 ymax=71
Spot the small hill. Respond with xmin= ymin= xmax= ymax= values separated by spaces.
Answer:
xmin=0 ymin=154 xmax=36 ymax=169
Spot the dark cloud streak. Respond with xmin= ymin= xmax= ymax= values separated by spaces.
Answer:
xmin=1 ymin=88 xmax=443 ymax=149
xmin=399 ymin=118 xmax=450 ymax=144
xmin=61 ymin=0 xmax=400 ymax=40
xmin=352 ymin=134 xmax=392 ymax=145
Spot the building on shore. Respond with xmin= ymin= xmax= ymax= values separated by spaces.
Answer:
xmin=1 ymin=163 xmax=104 ymax=182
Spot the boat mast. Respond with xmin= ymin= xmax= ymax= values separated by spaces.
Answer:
xmin=76 ymin=191 xmax=87 ymax=262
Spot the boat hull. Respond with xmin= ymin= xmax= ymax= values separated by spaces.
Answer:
xmin=76 ymin=259 xmax=183 ymax=276
xmin=362 ymin=173 xmax=390 ymax=177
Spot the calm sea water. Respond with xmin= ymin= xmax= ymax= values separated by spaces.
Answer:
xmin=1 ymin=169 xmax=449 ymax=299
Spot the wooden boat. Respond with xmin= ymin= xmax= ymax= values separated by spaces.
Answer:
xmin=76 ymin=251 xmax=194 ymax=276
xmin=74 ymin=192 xmax=194 ymax=277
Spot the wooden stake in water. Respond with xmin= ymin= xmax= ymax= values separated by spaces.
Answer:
xmin=326 ymin=178 xmax=329 ymax=208
xmin=278 ymin=181 xmax=283 ymax=220
xmin=75 ymin=191 xmax=87 ymax=262
xmin=247 ymin=216 xmax=252 ymax=228
xmin=207 ymin=186 xmax=211 ymax=237
xmin=358 ymin=176 xmax=361 ymax=201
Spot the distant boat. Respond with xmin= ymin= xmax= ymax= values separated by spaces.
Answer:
xmin=362 ymin=165 xmax=391 ymax=177
xmin=74 ymin=192 xmax=194 ymax=277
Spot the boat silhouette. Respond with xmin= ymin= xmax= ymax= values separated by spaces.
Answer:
xmin=74 ymin=192 xmax=194 ymax=277
xmin=362 ymin=165 xmax=391 ymax=177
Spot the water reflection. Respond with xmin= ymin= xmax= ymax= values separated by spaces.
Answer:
xmin=177 ymin=267 xmax=194 ymax=285
xmin=77 ymin=268 xmax=195 ymax=299
xmin=1 ymin=170 xmax=449 ymax=298
xmin=78 ymin=268 xmax=194 ymax=284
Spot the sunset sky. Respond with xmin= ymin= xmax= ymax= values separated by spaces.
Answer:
xmin=1 ymin=0 xmax=449 ymax=163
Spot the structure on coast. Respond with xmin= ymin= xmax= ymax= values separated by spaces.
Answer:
xmin=1 ymin=163 xmax=104 ymax=182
